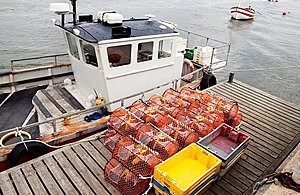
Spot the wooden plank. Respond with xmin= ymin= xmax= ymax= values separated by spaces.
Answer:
xmin=248 ymin=140 xmax=279 ymax=159
xmin=236 ymin=159 xmax=263 ymax=177
xmin=216 ymin=179 xmax=242 ymax=195
xmin=89 ymin=139 xmax=112 ymax=161
xmin=233 ymin=80 xmax=300 ymax=114
xmin=214 ymin=83 xmax=300 ymax=128
xmin=22 ymin=164 xmax=48 ymax=195
xmin=209 ymin=182 xmax=230 ymax=195
xmin=81 ymin=141 xmax=108 ymax=169
xmin=241 ymin=125 xmax=285 ymax=152
xmin=211 ymin=86 xmax=299 ymax=137
xmin=53 ymin=151 xmax=94 ymax=194
xmin=247 ymin=144 xmax=274 ymax=163
xmin=72 ymin=144 xmax=121 ymax=195
xmin=221 ymin=172 xmax=248 ymax=193
xmin=204 ymin=189 xmax=216 ymax=195
xmin=232 ymin=163 xmax=258 ymax=182
xmin=33 ymin=160 xmax=63 ymax=195
xmin=220 ymin=82 xmax=300 ymax=124
xmin=242 ymin=121 xmax=288 ymax=148
xmin=244 ymin=149 xmax=272 ymax=168
xmin=43 ymin=156 xmax=79 ymax=195
xmin=63 ymin=148 xmax=110 ymax=195
xmin=240 ymin=153 xmax=267 ymax=172
xmin=244 ymin=132 xmax=300 ymax=194
xmin=227 ymin=168 xmax=253 ymax=187
xmin=10 ymin=169 xmax=33 ymax=195
xmin=0 ymin=174 xmax=18 ymax=195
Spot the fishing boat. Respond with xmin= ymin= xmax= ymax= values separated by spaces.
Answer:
xmin=231 ymin=6 xmax=256 ymax=20
xmin=0 ymin=0 xmax=240 ymax=192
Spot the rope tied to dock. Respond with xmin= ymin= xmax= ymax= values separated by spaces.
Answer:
xmin=252 ymin=172 xmax=300 ymax=195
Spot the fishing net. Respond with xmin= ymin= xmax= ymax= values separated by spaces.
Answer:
xmin=104 ymin=158 xmax=150 ymax=195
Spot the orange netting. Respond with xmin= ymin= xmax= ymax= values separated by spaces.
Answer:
xmin=130 ymin=100 xmax=199 ymax=149
xmin=104 ymin=158 xmax=150 ymax=195
xmin=180 ymin=87 xmax=239 ymax=120
xmin=104 ymin=128 xmax=123 ymax=152
xmin=136 ymin=123 xmax=179 ymax=160
xmin=113 ymin=137 xmax=162 ymax=176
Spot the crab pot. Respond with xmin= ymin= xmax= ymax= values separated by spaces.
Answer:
xmin=227 ymin=112 xmax=243 ymax=128
xmin=129 ymin=100 xmax=171 ymax=128
xmin=162 ymin=88 xmax=191 ymax=108
xmin=113 ymin=137 xmax=162 ymax=176
xmin=197 ymin=123 xmax=250 ymax=177
xmin=135 ymin=123 xmax=179 ymax=160
xmin=180 ymin=87 xmax=239 ymax=120
xmin=109 ymin=107 xmax=143 ymax=137
xmin=104 ymin=128 xmax=123 ymax=152
xmin=148 ymin=95 xmax=181 ymax=118
xmin=104 ymin=158 xmax=150 ymax=195
xmin=175 ymin=109 xmax=214 ymax=137
xmin=153 ymin=143 xmax=221 ymax=195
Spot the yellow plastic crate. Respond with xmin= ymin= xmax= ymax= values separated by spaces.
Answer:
xmin=153 ymin=143 xmax=221 ymax=195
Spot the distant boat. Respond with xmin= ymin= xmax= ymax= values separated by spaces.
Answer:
xmin=231 ymin=6 xmax=256 ymax=20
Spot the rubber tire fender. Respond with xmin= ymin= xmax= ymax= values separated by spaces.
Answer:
xmin=199 ymin=72 xmax=217 ymax=90
xmin=8 ymin=141 xmax=49 ymax=167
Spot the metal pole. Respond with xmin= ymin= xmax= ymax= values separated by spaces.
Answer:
xmin=10 ymin=61 xmax=14 ymax=71
xmin=187 ymin=32 xmax=190 ymax=48
xmin=226 ymin=44 xmax=231 ymax=66
xmin=70 ymin=0 xmax=77 ymax=25
xmin=54 ymin=56 xmax=57 ymax=65
xmin=206 ymin=38 xmax=209 ymax=46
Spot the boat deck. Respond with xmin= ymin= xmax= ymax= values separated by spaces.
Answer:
xmin=1 ymin=80 xmax=300 ymax=195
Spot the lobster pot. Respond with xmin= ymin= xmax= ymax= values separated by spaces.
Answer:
xmin=176 ymin=109 xmax=214 ymax=137
xmin=148 ymin=95 xmax=181 ymax=118
xmin=189 ymin=100 xmax=224 ymax=128
xmin=104 ymin=128 xmax=123 ymax=152
xmin=181 ymin=87 xmax=239 ymax=120
xmin=153 ymin=143 xmax=221 ymax=195
xmin=197 ymin=123 xmax=250 ymax=177
xmin=162 ymin=89 xmax=191 ymax=108
xmin=136 ymin=123 xmax=179 ymax=160
xmin=130 ymin=100 xmax=172 ymax=128
xmin=227 ymin=112 xmax=242 ymax=128
xmin=104 ymin=158 xmax=150 ymax=195
xmin=109 ymin=107 xmax=143 ymax=137
xmin=159 ymin=119 xmax=199 ymax=149
xmin=113 ymin=137 xmax=162 ymax=176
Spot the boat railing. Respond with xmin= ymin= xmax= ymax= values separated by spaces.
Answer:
xmin=176 ymin=27 xmax=231 ymax=70
xmin=10 ymin=53 xmax=69 ymax=71
xmin=0 ymin=64 xmax=208 ymax=149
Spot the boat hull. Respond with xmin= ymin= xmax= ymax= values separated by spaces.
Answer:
xmin=231 ymin=7 xmax=255 ymax=20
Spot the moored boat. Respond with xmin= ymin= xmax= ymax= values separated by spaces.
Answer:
xmin=231 ymin=6 xmax=256 ymax=20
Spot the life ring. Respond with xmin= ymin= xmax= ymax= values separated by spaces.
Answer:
xmin=0 ymin=131 xmax=31 ymax=147
xmin=181 ymin=58 xmax=195 ymax=81
xmin=199 ymin=71 xmax=217 ymax=90
xmin=8 ymin=141 xmax=49 ymax=166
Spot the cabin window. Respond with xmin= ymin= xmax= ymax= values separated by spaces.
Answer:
xmin=107 ymin=45 xmax=131 ymax=68
xmin=66 ymin=33 xmax=80 ymax=60
xmin=158 ymin=39 xmax=173 ymax=59
xmin=137 ymin=42 xmax=153 ymax=63
xmin=80 ymin=40 xmax=98 ymax=67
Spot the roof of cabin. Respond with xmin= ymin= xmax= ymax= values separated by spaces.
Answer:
xmin=61 ymin=19 xmax=177 ymax=43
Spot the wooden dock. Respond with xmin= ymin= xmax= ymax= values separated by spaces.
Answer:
xmin=1 ymin=80 xmax=300 ymax=195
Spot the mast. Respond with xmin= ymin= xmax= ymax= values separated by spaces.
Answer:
xmin=70 ymin=0 xmax=77 ymax=25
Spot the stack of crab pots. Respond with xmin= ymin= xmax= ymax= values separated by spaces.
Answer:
xmin=104 ymin=87 xmax=241 ymax=195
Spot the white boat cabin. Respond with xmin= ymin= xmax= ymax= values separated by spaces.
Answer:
xmin=60 ymin=12 xmax=184 ymax=110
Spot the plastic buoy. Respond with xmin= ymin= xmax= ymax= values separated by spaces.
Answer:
xmin=282 ymin=12 xmax=287 ymax=15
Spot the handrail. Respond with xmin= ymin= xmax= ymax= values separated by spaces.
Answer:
xmin=10 ymin=53 xmax=68 ymax=71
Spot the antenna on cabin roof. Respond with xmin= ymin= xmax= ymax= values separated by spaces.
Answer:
xmin=70 ymin=0 xmax=77 ymax=25
xmin=50 ymin=3 xmax=70 ymax=27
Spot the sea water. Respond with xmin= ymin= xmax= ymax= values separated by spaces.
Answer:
xmin=0 ymin=0 xmax=299 ymax=104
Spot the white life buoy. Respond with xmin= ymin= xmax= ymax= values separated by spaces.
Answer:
xmin=181 ymin=58 xmax=195 ymax=81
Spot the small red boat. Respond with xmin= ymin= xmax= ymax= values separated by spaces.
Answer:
xmin=231 ymin=6 xmax=256 ymax=20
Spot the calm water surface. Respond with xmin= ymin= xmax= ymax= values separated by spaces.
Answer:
xmin=0 ymin=0 xmax=299 ymax=104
